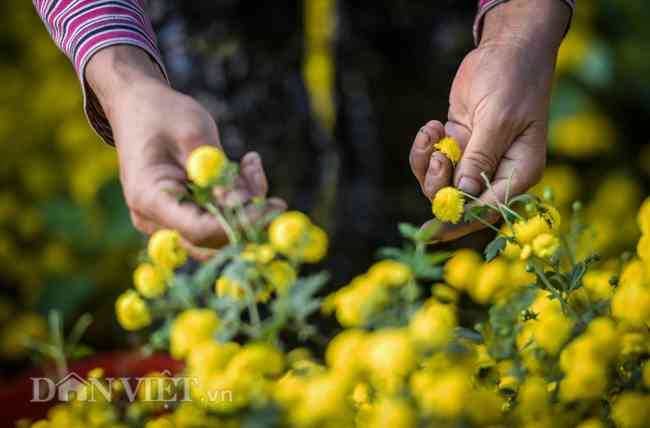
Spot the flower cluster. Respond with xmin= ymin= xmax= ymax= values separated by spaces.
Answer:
xmin=25 ymin=146 xmax=650 ymax=428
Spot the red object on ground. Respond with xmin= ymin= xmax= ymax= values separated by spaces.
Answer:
xmin=0 ymin=351 xmax=183 ymax=427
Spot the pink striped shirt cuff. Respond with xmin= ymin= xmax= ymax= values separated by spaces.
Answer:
xmin=474 ymin=0 xmax=576 ymax=45
xmin=32 ymin=0 xmax=167 ymax=144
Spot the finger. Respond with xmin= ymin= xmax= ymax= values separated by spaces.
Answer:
xmin=148 ymin=181 xmax=230 ymax=248
xmin=423 ymin=151 xmax=453 ymax=201
xmin=238 ymin=197 xmax=287 ymax=229
xmin=179 ymin=237 xmax=219 ymax=262
xmin=130 ymin=211 xmax=159 ymax=236
xmin=430 ymin=130 xmax=546 ymax=242
xmin=409 ymin=120 xmax=444 ymax=188
xmin=476 ymin=128 xmax=547 ymax=206
xmin=454 ymin=121 xmax=511 ymax=197
xmin=444 ymin=120 xmax=471 ymax=151
xmin=240 ymin=151 xmax=269 ymax=197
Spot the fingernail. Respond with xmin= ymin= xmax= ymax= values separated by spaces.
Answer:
xmin=417 ymin=126 xmax=433 ymax=148
xmin=458 ymin=176 xmax=482 ymax=196
xmin=245 ymin=152 xmax=260 ymax=165
xmin=429 ymin=157 xmax=443 ymax=175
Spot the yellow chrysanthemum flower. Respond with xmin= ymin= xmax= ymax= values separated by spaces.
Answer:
xmin=115 ymin=290 xmax=151 ymax=331
xmin=444 ymin=249 xmax=482 ymax=291
xmin=638 ymin=197 xmax=650 ymax=235
xmin=186 ymin=145 xmax=227 ymax=187
xmin=133 ymin=263 xmax=167 ymax=298
xmin=148 ymin=229 xmax=188 ymax=270
xmin=302 ymin=225 xmax=329 ymax=263
xmin=532 ymin=233 xmax=560 ymax=259
xmin=364 ymin=329 xmax=416 ymax=377
xmin=611 ymin=393 xmax=650 ymax=428
xmin=170 ymin=309 xmax=220 ymax=360
xmin=368 ymin=259 xmax=412 ymax=287
xmin=215 ymin=276 xmax=245 ymax=300
xmin=434 ymin=137 xmax=462 ymax=166
xmin=264 ymin=260 xmax=297 ymax=294
xmin=268 ymin=211 xmax=311 ymax=255
xmin=611 ymin=281 xmax=650 ymax=326
xmin=637 ymin=234 xmax=650 ymax=261
xmin=432 ymin=187 xmax=465 ymax=224
xmin=408 ymin=300 xmax=456 ymax=349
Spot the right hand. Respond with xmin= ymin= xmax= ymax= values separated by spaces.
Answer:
xmin=86 ymin=46 xmax=285 ymax=254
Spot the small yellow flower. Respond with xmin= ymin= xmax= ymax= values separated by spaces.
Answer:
xmin=215 ymin=276 xmax=245 ymax=300
xmin=366 ymin=398 xmax=416 ymax=428
xmin=326 ymin=329 xmax=366 ymax=373
xmin=115 ymin=290 xmax=151 ymax=331
xmin=268 ymin=211 xmax=311 ymax=255
xmin=368 ymin=259 xmax=412 ymax=287
xmin=133 ymin=263 xmax=167 ymax=298
xmin=186 ymin=145 xmax=227 ymax=186
xmin=532 ymin=233 xmax=560 ymax=259
xmin=187 ymin=341 xmax=240 ymax=375
xmin=255 ymin=244 xmax=276 ymax=264
xmin=302 ymin=225 xmax=329 ymax=263
xmin=611 ymin=393 xmax=650 ymax=428
xmin=227 ymin=343 xmax=285 ymax=377
xmin=408 ymin=300 xmax=456 ymax=349
xmin=611 ymin=281 xmax=650 ymax=326
xmin=148 ymin=229 xmax=188 ymax=270
xmin=411 ymin=368 xmax=470 ymax=418
xmin=434 ymin=137 xmax=462 ymax=166
xmin=444 ymin=249 xmax=482 ymax=291
xmin=264 ymin=260 xmax=297 ymax=294
xmin=637 ymin=234 xmax=650 ymax=261
xmin=364 ymin=329 xmax=416 ymax=377
xmin=432 ymin=187 xmax=465 ymax=224
xmin=470 ymin=259 xmax=508 ymax=304
xmin=638 ymin=197 xmax=650 ymax=235
xmin=513 ymin=215 xmax=552 ymax=244
xmin=170 ymin=309 xmax=220 ymax=360
xmin=533 ymin=313 xmax=573 ymax=355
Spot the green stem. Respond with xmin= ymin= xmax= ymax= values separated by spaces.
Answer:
xmin=241 ymin=280 xmax=262 ymax=335
xmin=467 ymin=211 xmax=502 ymax=234
xmin=205 ymin=202 xmax=239 ymax=244
xmin=532 ymin=263 xmax=576 ymax=319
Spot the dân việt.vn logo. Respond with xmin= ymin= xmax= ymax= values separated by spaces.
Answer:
xmin=30 ymin=370 xmax=233 ymax=404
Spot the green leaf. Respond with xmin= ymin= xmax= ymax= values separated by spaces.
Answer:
xmin=464 ymin=205 xmax=490 ymax=223
xmin=484 ymin=237 xmax=507 ymax=262
xmin=193 ymin=246 xmax=240 ymax=291
xmin=398 ymin=223 xmax=419 ymax=240
xmin=376 ymin=247 xmax=404 ymax=260
xmin=415 ymin=221 xmax=441 ymax=242
xmin=455 ymin=327 xmax=483 ymax=343
xmin=507 ymin=194 xmax=539 ymax=208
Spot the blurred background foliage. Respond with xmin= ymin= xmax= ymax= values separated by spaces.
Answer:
xmin=1 ymin=0 xmax=649 ymax=370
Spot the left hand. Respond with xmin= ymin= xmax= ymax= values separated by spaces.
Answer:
xmin=410 ymin=0 xmax=571 ymax=241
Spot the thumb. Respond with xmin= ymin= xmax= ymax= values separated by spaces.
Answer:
xmin=454 ymin=122 xmax=510 ymax=196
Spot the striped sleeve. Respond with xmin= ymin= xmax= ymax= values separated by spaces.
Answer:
xmin=32 ymin=0 xmax=167 ymax=144
xmin=474 ymin=0 xmax=576 ymax=45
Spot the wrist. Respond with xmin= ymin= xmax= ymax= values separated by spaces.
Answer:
xmin=480 ymin=0 xmax=570 ymax=54
xmin=85 ymin=45 xmax=167 ymax=120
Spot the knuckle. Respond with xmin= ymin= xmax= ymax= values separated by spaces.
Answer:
xmin=463 ymin=150 xmax=498 ymax=174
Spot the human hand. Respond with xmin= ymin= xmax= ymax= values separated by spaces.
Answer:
xmin=410 ymin=0 xmax=570 ymax=241
xmin=86 ymin=46 xmax=285 ymax=255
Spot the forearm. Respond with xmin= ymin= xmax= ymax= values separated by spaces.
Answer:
xmin=86 ymin=45 xmax=167 ymax=122
xmin=32 ymin=0 xmax=166 ymax=144
xmin=474 ymin=0 xmax=574 ymax=46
